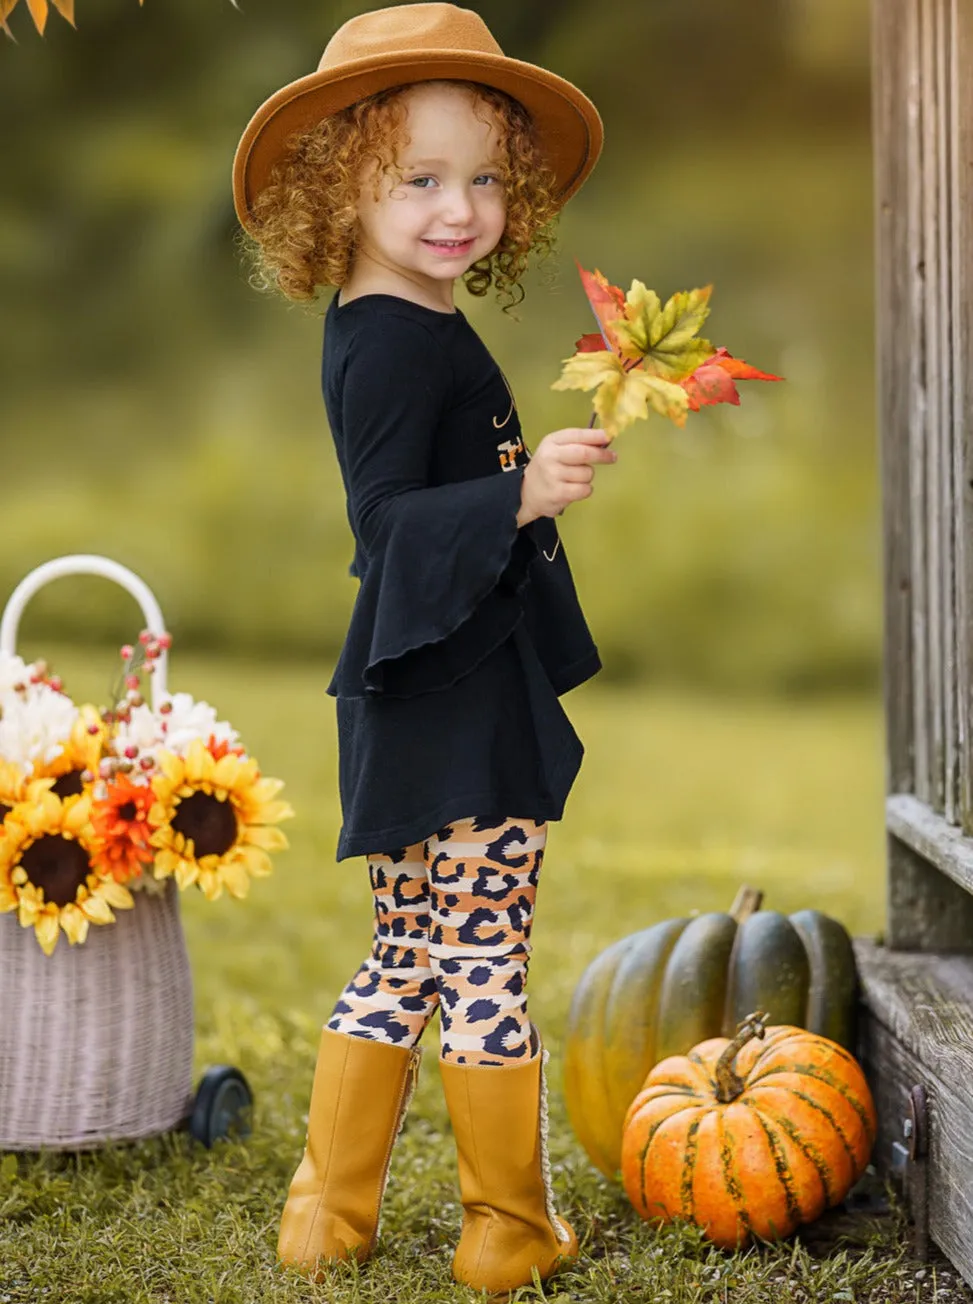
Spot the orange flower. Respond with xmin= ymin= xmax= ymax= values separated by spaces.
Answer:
xmin=207 ymin=735 xmax=246 ymax=763
xmin=89 ymin=775 xmax=155 ymax=883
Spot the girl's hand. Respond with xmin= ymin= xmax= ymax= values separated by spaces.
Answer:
xmin=516 ymin=428 xmax=617 ymax=526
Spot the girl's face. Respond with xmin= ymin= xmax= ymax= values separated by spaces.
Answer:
xmin=351 ymin=82 xmax=508 ymax=308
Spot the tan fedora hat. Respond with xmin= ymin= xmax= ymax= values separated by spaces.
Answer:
xmin=232 ymin=3 xmax=603 ymax=233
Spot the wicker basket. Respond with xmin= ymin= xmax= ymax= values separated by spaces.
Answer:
xmin=0 ymin=556 xmax=195 ymax=1149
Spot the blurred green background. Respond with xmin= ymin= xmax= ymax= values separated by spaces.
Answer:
xmin=0 ymin=0 xmax=878 ymax=696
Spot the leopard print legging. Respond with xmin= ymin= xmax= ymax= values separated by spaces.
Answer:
xmin=327 ymin=816 xmax=545 ymax=1066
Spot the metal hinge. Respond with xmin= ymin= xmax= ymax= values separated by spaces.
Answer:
xmin=890 ymin=1082 xmax=929 ymax=1259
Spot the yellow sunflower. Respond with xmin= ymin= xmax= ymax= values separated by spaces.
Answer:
xmin=0 ymin=790 xmax=134 ymax=955
xmin=0 ymin=759 xmax=49 ymax=819
xmin=149 ymin=739 xmax=293 ymax=901
xmin=31 ymin=705 xmax=107 ymax=800
xmin=0 ymin=761 xmax=55 ymax=851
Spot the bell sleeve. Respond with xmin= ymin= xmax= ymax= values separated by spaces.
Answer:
xmin=326 ymin=314 xmax=538 ymax=699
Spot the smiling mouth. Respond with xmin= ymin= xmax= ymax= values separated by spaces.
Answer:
xmin=423 ymin=237 xmax=475 ymax=249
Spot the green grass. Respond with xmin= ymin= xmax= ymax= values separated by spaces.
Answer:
xmin=0 ymin=650 xmax=968 ymax=1302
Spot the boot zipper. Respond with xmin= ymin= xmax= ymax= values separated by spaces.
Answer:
xmin=407 ymin=1046 xmax=421 ymax=1096
xmin=371 ymin=1046 xmax=422 ymax=1248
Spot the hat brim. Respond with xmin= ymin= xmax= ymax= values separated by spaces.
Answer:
xmin=232 ymin=49 xmax=603 ymax=232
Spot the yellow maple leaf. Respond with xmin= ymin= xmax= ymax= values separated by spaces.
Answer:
xmin=551 ymin=351 xmax=690 ymax=439
xmin=612 ymin=282 xmax=717 ymax=381
xmin=26 ymin=0 xmax=46 ymax=31
xmin=2 ymin=0 xmax=176 ymax=38
xmin=1 ymin=0 xmax=67 ymax=32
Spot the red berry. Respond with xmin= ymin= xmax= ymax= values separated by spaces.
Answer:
xmin=139 ymin=631 xmax=152 ymax=646
xmin=159 ymin=701 xmax=173 ymax=715
xmin=125 ymin=674 xmax=140 ymax=690
xmin=124 ymin=745 xmax=138 ymax=760
xmin=87 ymin=723 xmax=100 ymax=735
xmin=158 ymin=633 xmax=172 ymax=650
xmin=120 ymin=644 xmax=134 ymax=661
xmin=140 ymin=756 xmax=155 ymax=771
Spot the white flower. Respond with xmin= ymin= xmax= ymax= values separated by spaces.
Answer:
xmin=158 ymin=693 xmax=241 ymax=757
xmin=111 ymin=693 xmax=241 ymax=765
xmin=0 ymin=683 xmax=79 ymax=771
xmin=0 ymin=653 xmax=31 ymax=699
xmin=112 ymin=703 xmax=163 ymax=762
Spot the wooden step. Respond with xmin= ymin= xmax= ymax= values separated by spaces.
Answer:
xmin=854 ymin=937 xmax=973 ymax=1288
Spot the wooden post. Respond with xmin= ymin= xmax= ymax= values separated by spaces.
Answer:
xmin=867 ymin=0 xmax=973 ymax=1287
xmin=874 ymin=0 xmax=916 ymax=804
xmin=876 ymin=0 xmax=973 ymax=953
xmin=953 ymin=0 xmax=973 ymax=832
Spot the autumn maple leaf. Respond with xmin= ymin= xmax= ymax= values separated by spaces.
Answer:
xmin=555 ymin=264 xmax=715 ymax=437
xmin=681 ymin=346 xmax=783 ymax=410
xmin=555 ymin=263 xmax=781 ymax=438
xmin=1 ymin=0 xmax=65 ymax=35
xmin=553 ymin=351 xmax=690 ymax=432
xmin=1 ymin=0 xmax=234 ymax=38
xmin=574 ymin=263 xmax=626 ymax=352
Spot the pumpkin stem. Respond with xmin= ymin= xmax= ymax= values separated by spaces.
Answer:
xmin=714 ymin=1010 xmax=770 ymax=1103
xmin=729 ymin=885 xmax=764 ymax=923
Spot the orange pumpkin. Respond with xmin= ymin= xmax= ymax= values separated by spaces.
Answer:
xmin=620 ymin=1011 xmax=877 ymax=1249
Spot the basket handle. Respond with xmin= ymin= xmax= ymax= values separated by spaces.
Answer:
xmin=0 ymin=555 xmax=169 ymax=710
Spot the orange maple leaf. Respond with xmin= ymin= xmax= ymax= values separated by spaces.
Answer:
xmin=576 ymin=261 xmax=627 ymax=352
xmin=558 ymin=264 xmax=782 ymax=435
xmin=3 ymin=0 xmax=165 ymax=38
xmin=575 ymin=331 xmax=609 ymax=354
xmin=681 ymin=347 xmax=783 ymax=411
xmin=1 ymin=0 xmax=65 ymax=34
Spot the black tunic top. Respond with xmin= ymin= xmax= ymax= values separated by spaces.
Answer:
xmin=322 ymin=293 xmax=601 ymax=861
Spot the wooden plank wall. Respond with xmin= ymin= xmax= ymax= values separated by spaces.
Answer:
xmin=875 ymin=0 xmax=918 ymax=801
xmin=875 ymin=0 xmax=973 ymax=948
xmin=954 ymin=3 xmax=973 ymax=828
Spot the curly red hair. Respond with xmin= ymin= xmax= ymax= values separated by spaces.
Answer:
xmin=245 ymin=80 xmax=560 ymax=310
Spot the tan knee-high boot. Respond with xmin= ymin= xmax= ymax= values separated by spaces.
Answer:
xmin=277 ymin=1028 xmax=421 ymax=1275
xmin=439 ymin=1028 xmax=579 ymax=1295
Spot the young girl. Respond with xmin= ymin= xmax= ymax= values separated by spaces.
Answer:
xmin=232 ymin=4 xmax=614 ymax=1293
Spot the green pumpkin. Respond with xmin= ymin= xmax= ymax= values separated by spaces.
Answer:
xmin=562 ymin=888 xmax=859 ymax=1179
